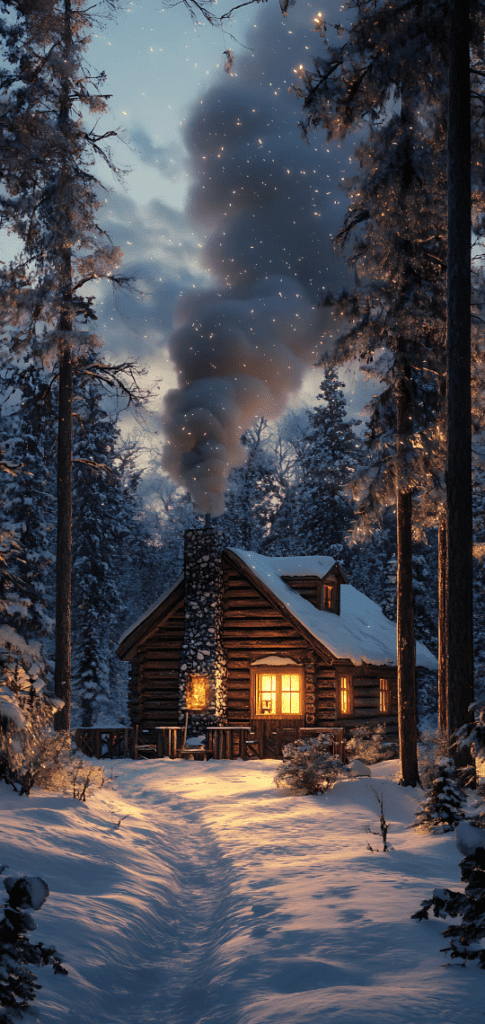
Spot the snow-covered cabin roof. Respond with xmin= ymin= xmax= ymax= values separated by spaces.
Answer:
xmin=117 ymin=548 xmax=437 ymax=672
xmin=229 ymin=550 xmax=437 ymax=670
xmin=259 ymin=555 xmax=343 ymax=579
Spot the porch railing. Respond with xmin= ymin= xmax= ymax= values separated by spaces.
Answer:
xmin=73 ymin=725 xmax=345 ymax=761
xmin=73 ymin=728 xmax=134 ymax=759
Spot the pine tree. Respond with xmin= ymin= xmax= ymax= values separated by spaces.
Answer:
xmin=0 ymin=360 xmax=56 ymax=649
xmin=220 ymin=419 xmax=283 ymax=551
xmin=415 ymin=757 xmax=467 ymax=832
xmin=294 ymin=369 xmax=360 ymax=554
xmin=0 ymin=0 xmax=128 ymax=730
xmin=294 ymin=0 xmax=485 ymax=781
xmin=413 ymin=829 xmax=485 ymax=968
xmin=0 ymin=870 xmax=67 ymax=1023
xmin=71 ymin=372 xmax=132 ymax=727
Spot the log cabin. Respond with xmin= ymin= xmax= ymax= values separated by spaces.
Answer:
xmin=116 ymin=526 xmax=437 ymax=759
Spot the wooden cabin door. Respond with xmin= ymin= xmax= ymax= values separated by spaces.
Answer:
xmin=255 ymin=719 xmax=301 ymax=758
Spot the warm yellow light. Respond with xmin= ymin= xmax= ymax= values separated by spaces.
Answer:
xmin=340 ymin=677 xmax=350 ymax=714
xmin=258 ymin=674 xmax=276 ymax=715
xmin=186 ymin=674 xmax=209 ymax=711
xmin=281 ymin=674 xmax=301 ymax=714
xmin=379 ymin=678 xmax=390 ymax=714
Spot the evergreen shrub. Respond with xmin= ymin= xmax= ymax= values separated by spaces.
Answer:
xmin=413 ymin=824 xmax=485 ymax=967
xmin=0 ymin=627 xmax=105 ymax=798
xmin=417 ymin=730 xmax=450 ymax=789
xmin=346 ymin=723 xmax=398 ymax=764
xmin=414 ymin=757 xmax=467 ymax=832
xmin=0 ymin=869 xmax=67 ymax=1022
xmin=274 ymin=735 xmax=348 ymax=794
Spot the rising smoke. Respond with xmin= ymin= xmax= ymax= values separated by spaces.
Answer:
xmin=161 ymin=2 xmax=351 ymax=513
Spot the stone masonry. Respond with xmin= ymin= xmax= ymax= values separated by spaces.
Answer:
xmin=178 ymin=527 xmax=227 ymax=734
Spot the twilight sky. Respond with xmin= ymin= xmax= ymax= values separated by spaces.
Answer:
xmin=87 ymin=0 xmax=372 ymax=508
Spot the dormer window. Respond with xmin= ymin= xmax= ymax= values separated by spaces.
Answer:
xmin=339 ymin=676 xmax=352 ymax=715
xmin=321 ymin=574 xmax=340 ymax=614
xmin=379 ymin=678 xmax=391 ymax=714
xmin=280 ymin=563 xmax=346 ymax=614
xmin=323 ymin=583 xmax=336 ymax=612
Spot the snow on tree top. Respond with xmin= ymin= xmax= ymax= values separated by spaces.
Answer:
xmin=232 ymin=549 xmax=437 ymax=670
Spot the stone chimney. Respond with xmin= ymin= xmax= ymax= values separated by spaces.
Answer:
xmin=178 ymin=526 xmax=227 ymax=733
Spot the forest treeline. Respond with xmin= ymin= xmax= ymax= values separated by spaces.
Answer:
xmin=3 ymin=359 xmax=485 ymax=730
xmin=1 ymin=0 xmax=485 ymax=758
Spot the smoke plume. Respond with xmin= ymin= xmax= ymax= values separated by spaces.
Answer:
xmin=161 ymin=2 xmax=350 ymax=513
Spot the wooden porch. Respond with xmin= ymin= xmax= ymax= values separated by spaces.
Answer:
xmin=73 ymin=725 xmax=346 ymax=761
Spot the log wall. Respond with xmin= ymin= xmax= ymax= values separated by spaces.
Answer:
xmin=282 ymin=576 xmax=321 ymax=608
xmin=136 ymin=601 xmax=184 ymax=728
xmin=221 ymin=556 xmax=326 ymax=724
xmin=321 ymin=664 xmax=399 ymax=740
xmin=128 ymin=659 xmax=141 ymax=725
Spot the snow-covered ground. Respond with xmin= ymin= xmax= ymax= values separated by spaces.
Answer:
xmin=2 ymin=759 xmax=483 ymax=1024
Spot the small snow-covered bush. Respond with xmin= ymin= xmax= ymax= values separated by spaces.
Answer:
xmin=414 ymin=757 xmax=467 ymax=833
xmin=0 ymin=628 xmax=68 ymax=794
xmin=64 ymin=757 xmax=105 ymax=802
xmin=456 ymin=698 xmax=485 ymax=759
xmin=346 ymin=723 xmax=397 ymax=764
xmin=274 ymin=735 xmax=348 ymax=795
xmin=0 ymin=626 xmax=106 ymax=799
xmin=2 ymin=709 xmax=106 ymax=799
xmin=1 ymin=699 xmax=71 ymax=796
xmin=417 ymin=730 xmax=450 ymax=790
xmin=0 ymin=868 xmax=67 ymax=1022
xmin=412 ymin=824 xmax=485 ymax=967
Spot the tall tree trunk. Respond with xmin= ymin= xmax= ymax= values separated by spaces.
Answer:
xmin=54 ymin=0 xmax=73 ymax=732
xmin=438 ymin=520 xmax=448 ymax=734
xmin=54 ymin=336 xmax=72 ymax=731
xmin=446 ymin=0 xmax=474 ymax=760
xmin=396 ymin=369 xmax=419 ymax=787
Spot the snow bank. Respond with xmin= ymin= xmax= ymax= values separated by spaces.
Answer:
xmin=2 ymin=758 xmax=480 ymax=1024
xmin=455 ymin=819 xmax=485 ymax=856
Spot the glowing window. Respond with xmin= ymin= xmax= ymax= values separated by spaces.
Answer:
xmin=255 ymin=672 xmax=302 ymax=716
xmin=257 ymin=673 xmax=277 ymax=715
xmin=340 ymin=676 xmax=351 ymax=714
xmin=379 ymin=678 xmax=391 ymax=714
xmin=281 ymin=674 xmax=301 ymax=714
xmin=186 ymin=674 xmax=209 ymax=711
xmin=323 ymin=583 xmax=335 ymax=611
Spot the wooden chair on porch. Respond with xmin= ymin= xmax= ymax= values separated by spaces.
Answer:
xmin=177 ymin=712 xmax=214 ymax=761
xmin=133 ymin=726 xmax=158 ymax=759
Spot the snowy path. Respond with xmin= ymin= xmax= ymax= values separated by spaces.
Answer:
xmin=2 ymin=760 xmax=484 ymax=1024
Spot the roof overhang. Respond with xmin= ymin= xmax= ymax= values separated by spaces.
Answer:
xmin=116 ymin=575 xmax=184 ymax=661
